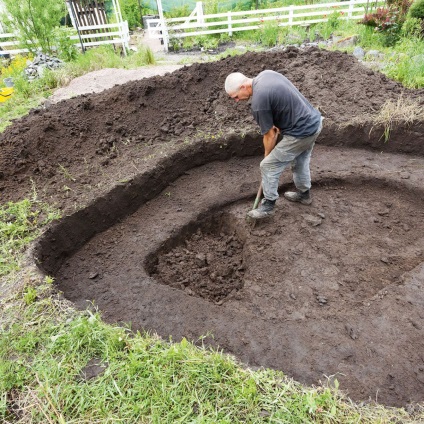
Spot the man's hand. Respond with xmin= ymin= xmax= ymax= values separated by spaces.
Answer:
xmin=263 ymin=126 xmax=280 ymax=157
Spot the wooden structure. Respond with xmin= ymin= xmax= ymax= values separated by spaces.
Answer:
xmin=67 ymin=0 xmax=109 ymax=30
xmin=66 ymin=0 xmax=129 ymax=53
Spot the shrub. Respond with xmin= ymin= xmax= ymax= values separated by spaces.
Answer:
xmin=53 ymin=27 xmax=79 ymax=61
xmin=165 ymin=4 xmax=191 ymax=18
xmin=259 ymin=21 xmax=280 ymax=47
xmin=120 ymin=0 xmax=142 ymax=29
xmin=402 ymin=16 xmax=423 ymax=37
xmin=327 ymin=10 xmax=343 ymax=30
xmin=359 ymin=0 xmax=412 ymax=45
xmin=409 ymin=0 xmax=424 ymax=19
xmin=1 ymin=0 xmax=66 ymax=55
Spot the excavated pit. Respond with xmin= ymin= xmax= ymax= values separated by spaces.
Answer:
xmin=146 ymin=212 xmax=247 ymax=304
xmin=2 ymin=47 xmax=424 ymax=409
xmin=35 ymin=144 xmax=424 ymax=408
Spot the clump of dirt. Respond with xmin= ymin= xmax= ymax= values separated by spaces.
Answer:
xmin=152 ymin=226 xmax=245 ymax=303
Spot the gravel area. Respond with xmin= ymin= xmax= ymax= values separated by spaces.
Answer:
xmin=48 ymin=64 xmax=185 ymax=104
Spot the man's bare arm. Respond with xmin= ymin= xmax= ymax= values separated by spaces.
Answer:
xmin=263 ymin=126 xmax=280 ymax=157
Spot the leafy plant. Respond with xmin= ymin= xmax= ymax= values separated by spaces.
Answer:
xmin=327 ymin=10 xmax=343 ymax=30
xmin=193 ymin=35 xmax=219 ymax=50
xmin=53 ymin=27 xmax=79 ymax=61
xmin=23 ymin=286 xmax=37 ymax=305
xmin=409 ymin=0 xmax=424 ymax=18
xmin=401 ymin=16 xmax=423 ymax=37
xmin=259 ymin=20 xmax=280 ymax=47
xmin=119 ymin=0 xmax=154 ymax=29
xmin=358 ymin=0 xmax=412 ymax=46
xmin=165 ymin=4 xmax=191 ymax=18
xmin=1 ymin=0 xmax=66 ymax=55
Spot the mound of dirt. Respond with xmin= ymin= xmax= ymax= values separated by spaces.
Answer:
xmin=1 ymin=47 xmax=423 ymax=207
xmin=3 ymin=47 xmax=424 ymax=408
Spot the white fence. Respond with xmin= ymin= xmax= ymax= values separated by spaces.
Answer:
xmin=0 ymin=33 xmax=28 ymax=55
xmin=0 ymin=22 xmax=129 ymax=56
xmin=147 ymin=0 xmax=384 ymax=50
xmin=69 ymin=21 xmax=130 ymax=49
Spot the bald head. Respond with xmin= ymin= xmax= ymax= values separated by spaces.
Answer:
xmin=225 ymin=72 xmax=253 ymax=102
xmin=225 ymin=72 xmax=249 ymax=94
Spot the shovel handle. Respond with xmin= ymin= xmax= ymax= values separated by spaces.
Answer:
xmin=253 ymin=183 xmax=262 ymax=209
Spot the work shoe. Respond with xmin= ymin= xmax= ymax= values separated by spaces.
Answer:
xmin=247 ymin=199 xmax=276 ymax=219
xmin=284 ymin=190 xmax=312 ymax=205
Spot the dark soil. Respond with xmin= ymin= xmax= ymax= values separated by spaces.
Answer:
xmin=1 ymin=47 xmax=424 ymax=408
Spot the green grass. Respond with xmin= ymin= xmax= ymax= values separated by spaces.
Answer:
xmin=385 ymin=37 xmax=424 ymax=88
xmin=0 ymin=199 xmax=60 ymax=276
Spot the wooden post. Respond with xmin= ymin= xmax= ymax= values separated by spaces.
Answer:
xmin=156 ymin=0 xmax=168 ymax=52
xmin=67 ymin=0 xmax=86 ymax=53
xmin=289 ymin=5 xmax=293 ymax=25
xmin=197 ymin=1 xmax=204 ymax=25
xmin=228 ymin=11 xmax=232 ymax=36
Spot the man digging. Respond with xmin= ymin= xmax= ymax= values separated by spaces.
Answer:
xmin=225 ymin=70 xmax=323 ymax=219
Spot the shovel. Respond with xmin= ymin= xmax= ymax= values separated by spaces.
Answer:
xmin=252 ymin=182 xmax=262 ymax=210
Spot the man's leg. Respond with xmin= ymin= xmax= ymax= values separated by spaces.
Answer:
xmin=247 ymin=136 xmax=299 ymax=219
xmin=292 ymin=142 xmax=315 ymax=192
xmin=260 ymin=149 xmax=294 ymax=201
xmin=285 ymin=121 xmax=323 ymax=204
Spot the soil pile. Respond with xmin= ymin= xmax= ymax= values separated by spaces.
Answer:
xmin=153 ymin=226 xmax=245 ymax=303
xmin=1 ymin=47 xmax=424 ymax=206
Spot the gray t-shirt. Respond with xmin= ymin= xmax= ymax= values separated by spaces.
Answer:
xmin=251 ymin=70 xmax=321 ymax=137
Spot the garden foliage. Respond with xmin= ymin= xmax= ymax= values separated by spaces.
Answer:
xmin=1 ymin=0 xmax=66 ymax=55
xmin=409 ymin=0 xmax=424 ymax=19
xmin=359 ymin=0 xmax=412 ymax=45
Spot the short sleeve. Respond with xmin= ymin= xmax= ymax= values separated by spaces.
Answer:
xmin=252 ymin=109 xmax=274 ymax=135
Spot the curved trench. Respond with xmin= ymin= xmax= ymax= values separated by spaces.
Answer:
xmin=34 ymin=139 xmax=424 ymax=407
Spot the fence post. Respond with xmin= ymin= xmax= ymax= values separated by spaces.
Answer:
xmin=121 ymin=20 xmax=129 ymax=55
xmin=157 ymin=0 xmax=168 ymax=52
xmin=289 ymin=5 xmax=294 ymax=26
xmin=228 ymin=11 xmax=232 ymax=36
xmin=348 ymin=0 xmax=354 ymax=18
xmin=197 ymin=1 xmax=204 ymax=25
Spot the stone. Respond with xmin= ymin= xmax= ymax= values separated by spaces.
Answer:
xmin=194 ymin=253 xmax=207 ymax=267
xmin=353 ymin=46 xmax=365 ymax=60
xmin=335 ymin=35 xmax=358 ymax=48
xmin=302 ymin=214 xmax=322 ymax=227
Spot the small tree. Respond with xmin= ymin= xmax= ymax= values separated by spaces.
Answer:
xmin=2 ymin=0 xmax=66 ymax=55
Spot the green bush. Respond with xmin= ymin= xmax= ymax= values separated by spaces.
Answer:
xmin=119 ymin=0 xmax=155 ymax=29
xmin=120 ymin=0 xmax=141 ymax=29
xmin=53 ymin=27 xmax=79 ymax=61
xmin=259 ymin=21 xmax=280 ymax=47
xmin=402 ymin=16 xmax=423 ymax=37
xmin=409 ymin=0 xmax=424 ymax=18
